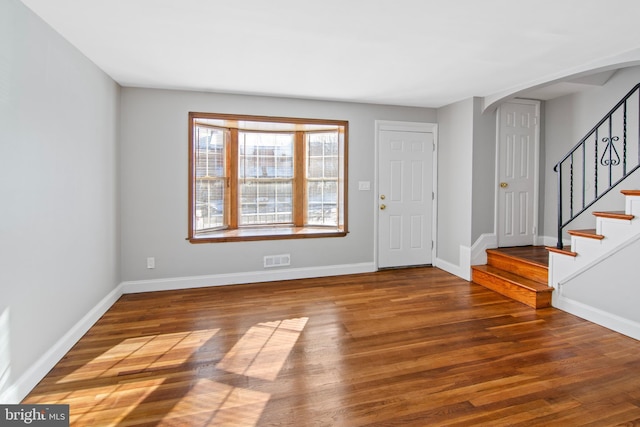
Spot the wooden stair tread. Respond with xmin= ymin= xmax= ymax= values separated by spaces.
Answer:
xmin=593 ymin=211 xmax=634 ymax=220
xmin=567 ymin=229 xmax=605 ymax=240
xmin=471 ymin=265 xmax=552 ymax=293
xmin=485 ymin=248 xmax=547 ymax=268
xmin=471 ymin=263 xmax=552 ymax=309
xmin=546 ymin=246 xmax=577 ymax=257
xmin=621 ymin=190 xmax=640 ymax=196
xmin=485 ymin=248 xmax=548 ymax=285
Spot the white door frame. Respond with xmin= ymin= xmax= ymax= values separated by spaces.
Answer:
xmin=374 ymin=120 xmax=438 ymax=269
xmin=494 ymin=99 xmax=540 ymax=247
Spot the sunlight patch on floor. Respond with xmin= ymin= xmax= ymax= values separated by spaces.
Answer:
xmin=27 ymin=377 xmax=165 ymax=426
xmin=216 ymin=317 xmax=309 ymax=381
xmin=29 ymin=318 xmax=309 ymax=424
xmin=159 ymin=378 xmax=270 ymax=426
xmin=58 ymin=329 xmax=220 ymax=383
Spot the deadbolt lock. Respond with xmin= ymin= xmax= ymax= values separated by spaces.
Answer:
xmin=380 ymin=195 xmax=386 ymax=200
xmin=500 ymin=182 xmax=508 ymax=188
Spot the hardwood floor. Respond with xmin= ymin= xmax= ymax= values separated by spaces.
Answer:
xmin=24 ymin=267 xmax=640 ymax=426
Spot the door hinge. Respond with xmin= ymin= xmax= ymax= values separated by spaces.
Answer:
xmin=432 ymin=191 xmax=435 ymax=200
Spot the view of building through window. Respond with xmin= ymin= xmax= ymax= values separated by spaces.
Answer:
xmin=238 ymin=131 xmax=294 ymax=225
xmin=306 ymin=132 xmax=339 ymax=226
xmin=194 ymin=126 xmax=225 ymax=229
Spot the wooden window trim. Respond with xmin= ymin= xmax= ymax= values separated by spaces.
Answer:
xmin=188 ymin=112 xmax=348 ymax=243
xmin=189 ymin=227 xmax=347 ymax=243
xmin=294 ymin=131 xmax=305 ymax=226
xmin=228 ymin=128 xmax=238 ymax=229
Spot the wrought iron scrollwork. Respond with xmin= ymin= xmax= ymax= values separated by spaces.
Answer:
xmin=600 ymin=136 xmax=621 ymax=166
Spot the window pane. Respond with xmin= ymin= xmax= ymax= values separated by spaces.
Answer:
xmin=307 ymin=181 xmax=338 ymax=226
xmin=307 ymin=132 xmax=338 ymax=178
xmin=239 ymin=132 xmax=293 ymax=178
xmin=195 ymin=126 xmax=225 ymax=178
xmin=307 ymin=132 xmax=339 ymax=226
xmin=238 ymin=132 xmax=294 ymax=226
xmin=194 ymin=126 xmax=225 ymax=231
xmin=195 ymin=179 xmax=225 ymax=230
xmin=240 ymin=181 xmax=292 ymax=225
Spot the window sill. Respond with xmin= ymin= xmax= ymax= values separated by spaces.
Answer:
xmin=188 ymin=226 xmax=347 ymax=243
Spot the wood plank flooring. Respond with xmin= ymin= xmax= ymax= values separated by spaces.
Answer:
xmin=491 ymin=246 xmax=550 ymax=267
xmin=23 ymin=267 xmax=640 ymax=426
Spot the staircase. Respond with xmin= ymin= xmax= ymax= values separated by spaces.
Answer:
xmin=548 ymin=189 xmax=640 ymax=288
xmin=471 ymin=189 xmax=640 ymax=312
xmin=471 ymin=248 xmax=553 ymax=309
xmin=546 ymin=189 xmax=640 ymax=340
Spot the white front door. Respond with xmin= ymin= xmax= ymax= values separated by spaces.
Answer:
xmin=378 ymin=128 xmax=434 ymax=268
xmin=497 ymin=101 xmax=539 ymax=247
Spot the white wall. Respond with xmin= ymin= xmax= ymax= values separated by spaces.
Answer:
xmin=119 ymin=88 xmax=436 ymax=285
xmin=435 ymin=98 xmax=474 ymax=275
xmin=435 ymin=97 xmax=497 ymax=276
xmin=543 ymin=66 xmax=640 ymax=243
xmin=471 ymin=98 xmax=497 ymax=243
xmin=0 ymin=0 xmax=120 ymax=402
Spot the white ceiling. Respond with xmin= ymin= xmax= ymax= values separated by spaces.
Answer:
xmin=19 ymin=0 xmax=640 ymax=108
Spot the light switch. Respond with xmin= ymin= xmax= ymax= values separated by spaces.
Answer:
xmin=358 ymin=181 xmax=371 ymax=191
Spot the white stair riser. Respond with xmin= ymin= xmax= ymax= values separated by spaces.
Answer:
xmin=570 ymin=236 xmax=602 ymax=255
xmin=568 ymin=221 xmax=637 ymax=268
xmin=625 ymin=196 xmax=640 ymax=216
xmin=596 ymin=218 xmax=638 ymax=239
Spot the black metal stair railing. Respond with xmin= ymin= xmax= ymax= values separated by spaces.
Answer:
xmin=554 ymin=83 xmax=640 ymax=249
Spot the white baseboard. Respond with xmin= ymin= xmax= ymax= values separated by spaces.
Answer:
xmin=553 ymin=295 xmax=640 ymax=341
xmin=120 ymin=262 xmax=376 ymax=294
xmin=1 ymin=285 xmax=124 ymax=404
xmin=538 ymin=234 xmax=570 ymax=248
xmin=434 ymin=244 xmax=472 ymax=281
xmin=435 ymin=256 xmax=470 ymax=281
xmin=459 ymin=245 xmax=471 ymax=281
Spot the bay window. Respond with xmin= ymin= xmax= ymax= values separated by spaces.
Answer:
xmin=188 ymin=113 xmax=348 ymax=242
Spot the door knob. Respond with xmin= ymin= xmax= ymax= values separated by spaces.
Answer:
xmin=500 ymin=182 xmax=508 ymax=188
xmin=380 ymin=204 xmax=386 ymax=210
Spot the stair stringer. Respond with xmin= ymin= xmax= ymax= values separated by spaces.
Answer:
xmin=551 ymin=233 xmax=640 ymax=341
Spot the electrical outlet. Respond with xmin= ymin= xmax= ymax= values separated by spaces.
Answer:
xmin=147 ymin=257 xmax=155 ymax=269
